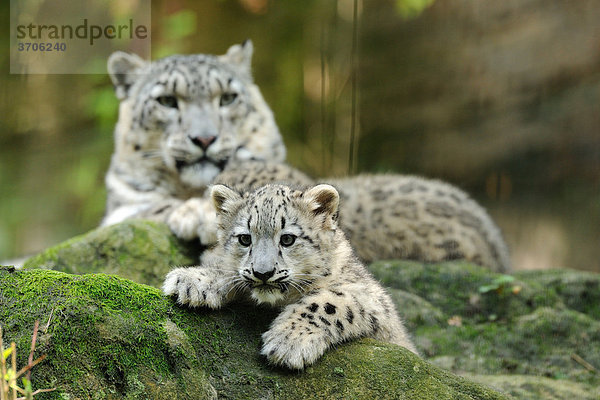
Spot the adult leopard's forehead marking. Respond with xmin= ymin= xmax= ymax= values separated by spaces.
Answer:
xmin=132 ymin=54 xmax=248 ymax=101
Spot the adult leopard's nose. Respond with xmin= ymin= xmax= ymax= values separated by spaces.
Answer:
xmin=189 ymin=135 xmax=217 ymax=151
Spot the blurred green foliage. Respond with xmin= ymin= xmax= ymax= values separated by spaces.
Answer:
xmin=155 ymin=9 xmax=198 ymax=58
xmin=395 ymin=0 xmax=435 ymax=18
xmin=163 ymin=9 xmax=197 ymax=40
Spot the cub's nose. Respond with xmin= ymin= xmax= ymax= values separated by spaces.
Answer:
xmin=252 ymin=269 xmax=275 ymax=283
xmin=189 ymin=135 xmax=217 ymax=151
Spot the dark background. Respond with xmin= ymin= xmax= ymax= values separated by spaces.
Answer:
xmin=1 ymin=0 xmax=598 ymax=271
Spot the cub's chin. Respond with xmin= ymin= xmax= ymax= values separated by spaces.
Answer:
xmin=250 ymin=286 xmax=287 ymax=306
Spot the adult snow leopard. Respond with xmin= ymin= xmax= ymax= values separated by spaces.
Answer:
xmin=103 ymin=41 xmax=511 ymax=272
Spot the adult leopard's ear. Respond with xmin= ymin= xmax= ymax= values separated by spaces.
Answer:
xmin=107 ymin=51 xmax=148 ymax=100
xmin=303 ymin=184 xmax=340 ymax=218
xmin=220 ymin=39 xmax=254 ymax=80
xmin=211 ymin=184 xmax=243 ymax=215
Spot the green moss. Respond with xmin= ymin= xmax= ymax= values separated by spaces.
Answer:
xmin=369 ymin=261 xmax=534 ymax=322
xmin=0 ymin=268 xmax=508 ymax=399
xmin=278 ymin=341 xmax=507 ymax=399
xmin=387 ymin=288 xmax=445 ymax=331
xmin=23 ymin=220 xmax=201 ymax=287
xmin=369 ymin=261 xmax=600 ymax=390
xmin=514 ymin=269 xmax=600 ymax=319
xmin=469 ymin=374 xmax=600 ymax=400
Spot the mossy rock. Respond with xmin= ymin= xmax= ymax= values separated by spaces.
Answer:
xmin=468 ymin=374 xmax=600 ymax=400
xmin=374 ymin=261 xmax=600 ymax=390
xmin=0 ymin=268 xmax=508 ymax=400
xmin=23 ymin=220 xmax=200 ymax=287
xmin=17 ymin=221 xmax=600 ymax=398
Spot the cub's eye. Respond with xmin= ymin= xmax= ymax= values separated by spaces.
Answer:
xmin=156 ymin=95 xmax=178 ymax=109
xmin=219 ymin=92 xmax=238 ymax=107
xmin=280 ymin=234 xmax=296 ymax=247
xmin=238 ymin=234 xmax=252 ymax=247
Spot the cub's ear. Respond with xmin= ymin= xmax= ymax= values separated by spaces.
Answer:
xmin=211 ymin=184 xmax=242 ymax=215
xmin=107 ymin=51 xmax=148 ymax=100
xmin=303 ymin=184 xmax=339 ymax=217
xmin=220 ymin=39 xmax=253 ymax=80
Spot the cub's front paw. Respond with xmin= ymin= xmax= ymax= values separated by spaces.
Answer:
xmin=167 ymin=198 xmax=217 ymax=245
xmin=162 ymin=268 xmax=223 ymax=309
xmin=261 ymin=325 xmax=329 ymax=370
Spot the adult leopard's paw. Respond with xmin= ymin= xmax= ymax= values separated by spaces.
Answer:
xmin=167 ymin=198 xmax=218 ymax=245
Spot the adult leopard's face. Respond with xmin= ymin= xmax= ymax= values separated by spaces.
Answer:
xmin=107 ymin=41 xmax=285 ymax=189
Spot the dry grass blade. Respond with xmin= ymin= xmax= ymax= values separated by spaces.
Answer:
xmin=16 ymin=355 xmax=47 ymax=379
xmin=1 ymin=325 xmax=8 ymax=400
xmin=26 ymin=321 xmax=39 ymax=381
xmin=0 ymin=322 xmax=56 ymax=400
xmin=10 ymin=343 xmax=16 ymax=400
xmin=571 ymin=353 xmax=598 ymax=373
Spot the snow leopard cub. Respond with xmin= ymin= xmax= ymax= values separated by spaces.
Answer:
xmin=163 ymin=183 xmax=418 ymax=369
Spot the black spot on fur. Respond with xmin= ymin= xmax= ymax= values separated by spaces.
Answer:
xmin=324 ymin=303 xmax=337 ymax=314
xmin=370 ymin=314 xmax=380 ymax=332
xmin=346 ymin=307 xmax=354 ymax=324
xmin=329 ymin=290 xmax=344 ymax=297
xmin=153 ymin=205 xmax=171 ymax=215
xmin=319 ymin=316 xmax=331 ymax=326
xmin=301 ymin=235 xmax=314 ymax=245
xmin=336 ymin=320 xmax=344 ymax=332
xmin=308 ymin=303 xmax=319 ymax=312
xmin=425 ymin=201 xmax=455 ymax=218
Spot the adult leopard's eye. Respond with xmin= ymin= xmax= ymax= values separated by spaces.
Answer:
xmin=280 ymin=234 xmax=296 ymax=247
xmin=156 ymin=95 xmax=178 ymax=109
xmin=238 ymin=234 xmax=252 ymax=247
xmin=219 ymin=92 xmax=238 ymax=107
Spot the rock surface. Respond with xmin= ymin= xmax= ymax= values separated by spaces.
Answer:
xmin=23 ymin=220 xmax=200 ymax=287
xmin=1 ymin=268 xmax=506 ymax=399
xmin=13 ymin=220 xmax=600 ymax=398
xmin=371 ymin=261 xmax=600 ymax=398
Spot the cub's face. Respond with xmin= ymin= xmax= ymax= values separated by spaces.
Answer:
xmin=211 ymin=184 xmax=340 ymax=305
xmin=108 ymin=41 xmax=286 ymax=189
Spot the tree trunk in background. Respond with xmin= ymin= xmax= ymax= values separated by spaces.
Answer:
xmin=359 ymin=0 xmax=600 ymax=187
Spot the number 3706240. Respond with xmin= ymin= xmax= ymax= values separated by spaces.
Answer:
xmin=17 ymin=42 xmax=67 ymax=51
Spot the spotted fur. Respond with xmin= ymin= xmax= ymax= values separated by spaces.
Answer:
xmin=163 ymin=183 xmax=418 ymax=369
xmin=102 ymin=42 xmax=510 ymax=271
xmin=213 ymin=161 xmax=511 ymax=272
xmin=329 ymin=175 xmax=511 ymax=272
